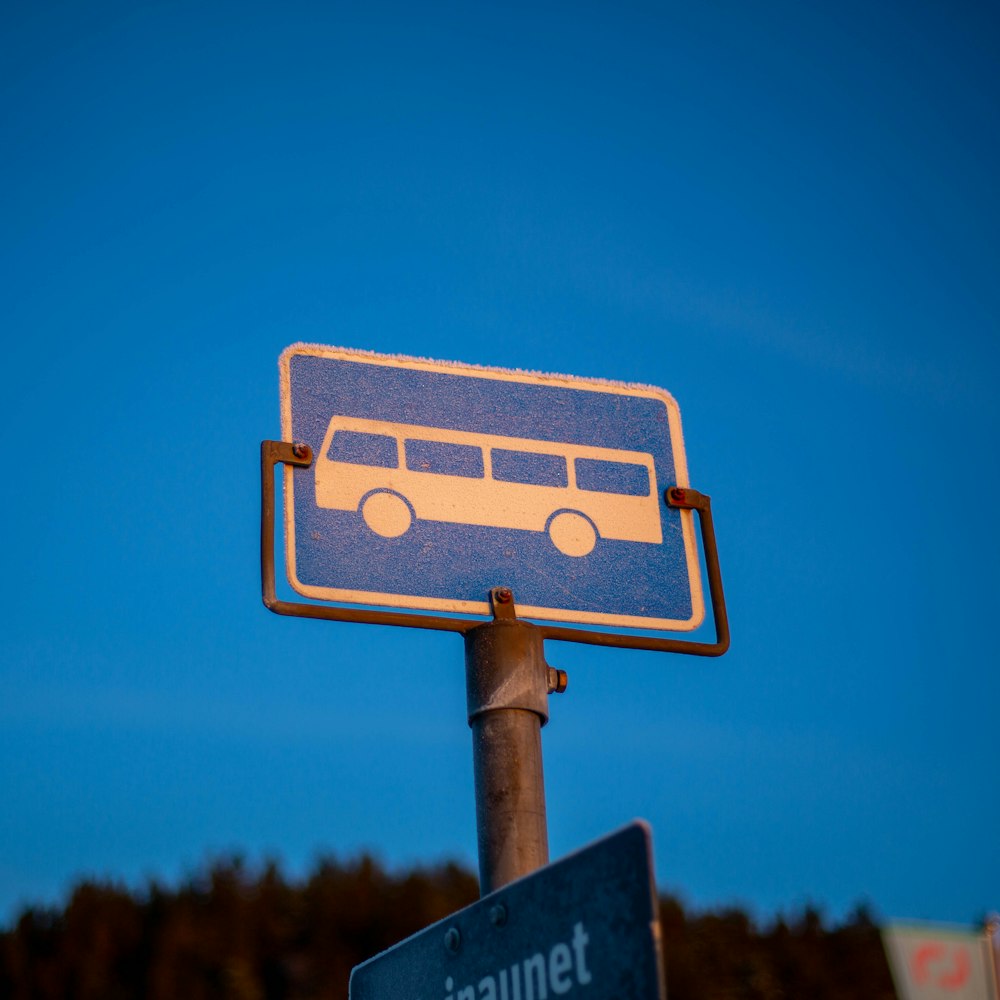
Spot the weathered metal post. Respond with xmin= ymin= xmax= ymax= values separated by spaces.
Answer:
xmin=464 ymin=587 xmax=565 ymax=896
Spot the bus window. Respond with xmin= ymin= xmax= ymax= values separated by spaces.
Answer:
xmin=405 ymin=439 xmax=484 ymax=479
xmin=576 ymin=458 xmax=650 ymax=497
xmin=328 ymin=430 xmax=398 ymax=468
xmin=492 ymin=449 xmax=567 ymax=488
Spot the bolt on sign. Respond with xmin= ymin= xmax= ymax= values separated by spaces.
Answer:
xmin=883 ymin=923 xmax=999 ymax=1000
xmin=279 ymin=344 xmax=704 ymax=631
xmin=349 ymin=822 xmax=664 ymax=1000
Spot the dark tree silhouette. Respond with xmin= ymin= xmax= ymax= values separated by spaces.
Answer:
xmin=1 ymin=857 xmax=897 ymax=999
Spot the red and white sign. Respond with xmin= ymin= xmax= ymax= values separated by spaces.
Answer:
xmin=884 ymin=924 xmax=998 ymax=1000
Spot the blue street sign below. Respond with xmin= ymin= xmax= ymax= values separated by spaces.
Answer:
xmin=349 ymin=821 xmax=665 ymax=1000
xmin=279 ymin=344 xmax=703 ymax=631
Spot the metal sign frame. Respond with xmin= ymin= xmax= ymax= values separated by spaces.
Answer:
xmin=261 ymin=439 xmax=729 ymax=656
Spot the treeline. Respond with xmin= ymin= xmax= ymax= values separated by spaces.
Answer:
xmin=0 ymin=855 xmax=896 ymax=999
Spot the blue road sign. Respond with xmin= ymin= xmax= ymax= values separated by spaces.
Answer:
xmin=279 ymin=345 xmax=703 ymax=631
xmin=349 ymin=821 xmax=665 ymax=1000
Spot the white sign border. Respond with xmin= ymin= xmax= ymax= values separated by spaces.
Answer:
xmin=279 ymin=343 xmax=705 ymax=632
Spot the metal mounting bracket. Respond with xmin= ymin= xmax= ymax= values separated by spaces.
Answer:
xmin=261 ymin=440 xmax=729 ymax=656
xmin=260 ymin=440 xmax=477 ymax=634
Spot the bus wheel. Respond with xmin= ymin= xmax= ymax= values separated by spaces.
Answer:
xmin=361 ymin=491 xmax=412 ymax=538
xmin=548 ymin=512 xmax=597 ymax=557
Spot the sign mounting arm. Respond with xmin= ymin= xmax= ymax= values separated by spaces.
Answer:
xmin=261 ymin=441 xmax=729 ymax=654
xmin=260 ymin=440 xmax=479 ymax=634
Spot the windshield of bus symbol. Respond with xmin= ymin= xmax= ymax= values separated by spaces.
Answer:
xmin=314 ymin=419 xmax=663 ymax=558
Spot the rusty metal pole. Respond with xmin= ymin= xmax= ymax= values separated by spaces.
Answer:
xmin=464 ymin=588 xmax=564 ymax=896
xmin=986 ymin=915 xmax=1000 ymax=1000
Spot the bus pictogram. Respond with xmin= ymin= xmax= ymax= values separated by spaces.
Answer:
xmin=315 ymin=416 xmax=663 ymax=557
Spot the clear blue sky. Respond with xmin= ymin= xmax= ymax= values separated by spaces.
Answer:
xmin=3 ymin=0 xmax=998 ymax=929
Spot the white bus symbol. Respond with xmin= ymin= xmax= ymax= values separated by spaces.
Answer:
xmin=315 ymin=416 xmax=663 ymax=557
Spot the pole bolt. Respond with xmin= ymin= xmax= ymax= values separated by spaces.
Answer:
xmin=547 ymin=667 xmax=568 ymax=694
xmin=489 ymin=904 xmax=508 ymax=927
xmin=444 ymin=927 xmax=461 ymax=953
xmin=292 ymin=442 xmax=309 ymax=459
xmin=495 ymin=588 xmax=512 ymax=604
